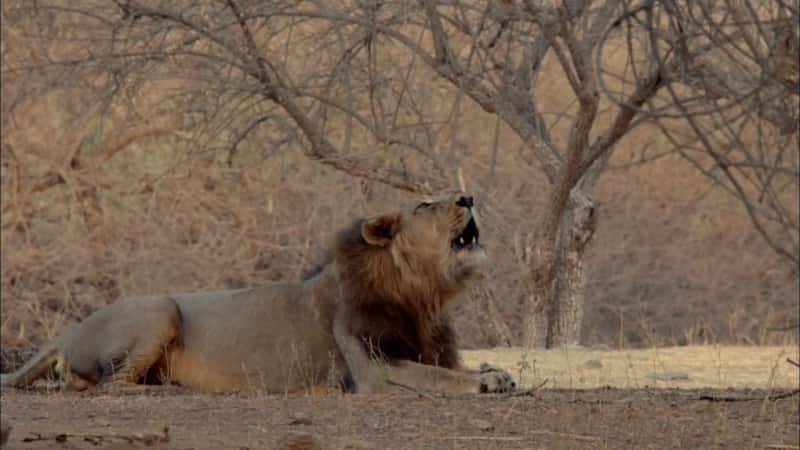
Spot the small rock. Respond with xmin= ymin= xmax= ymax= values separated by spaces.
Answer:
xmin=288 ymin=412 xmax=312 ymax=425
xmin=469 ymin=418 xmax=494 ymax=432
xmin=583 ymin=359 xmax=603 ymax=369
xmin=646 ymin=371 xmax=690 ymax=381
xmin=275 ymin=431 xmax=321 ymax=450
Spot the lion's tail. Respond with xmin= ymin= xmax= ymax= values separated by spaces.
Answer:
xmin=0 ymin=344 xmax=59 ymax=388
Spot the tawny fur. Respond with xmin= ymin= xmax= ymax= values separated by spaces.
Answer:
xmin=1 ymin=191 xmax=514 ymax=395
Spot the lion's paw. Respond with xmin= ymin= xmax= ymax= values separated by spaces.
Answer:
xmin=478 ymin=363 xmax=516 ymax=393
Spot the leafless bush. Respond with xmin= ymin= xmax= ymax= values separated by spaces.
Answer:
xmin=601 ymin=0 xmax=798 ymax=272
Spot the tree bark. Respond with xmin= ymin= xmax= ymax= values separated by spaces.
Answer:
xmin=546 ymin=189 xmax=596 ymax=347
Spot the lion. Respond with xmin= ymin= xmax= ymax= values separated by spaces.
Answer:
xmin=1 ymin=191 xmax=515 ymax=395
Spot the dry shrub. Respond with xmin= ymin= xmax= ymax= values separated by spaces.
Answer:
xmin=7 ymin=116 xmax=794 ymax=349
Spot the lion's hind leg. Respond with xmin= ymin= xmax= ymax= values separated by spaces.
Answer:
xmin=95 ymin=296 xmax=182 ymax=388
xmin=54 ymin=354 xmax=96 ymax=391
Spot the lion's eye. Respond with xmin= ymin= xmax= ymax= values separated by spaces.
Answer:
xmin=414 ymin=202 xmax=433 ymax=213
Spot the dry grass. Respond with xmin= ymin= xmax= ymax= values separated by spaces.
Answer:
xmin=463 ymin=345 xmax=800 ymax=389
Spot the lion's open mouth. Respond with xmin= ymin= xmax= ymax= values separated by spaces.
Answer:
xmin=451 ymin=217 xmax=479 ymax=251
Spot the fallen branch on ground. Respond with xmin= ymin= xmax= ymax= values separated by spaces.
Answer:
xmin=385 ymin=380 xmax=442 ymax=400
xmin=22 ymin=426 xmax=169 ymax=446
xmin=529 ymin=429 xmax=606 ymax=443
xmin=433 ymin=436 xmax=524 ymax=441
xmin=786 ymin=358 xmax=799 ymax=369
xmin=431 ymin=430 xmax=605 ymax=443
xmin=502 ymin=378 xmax=549 ymax=398
xmin=696 ymin=389 xmax=799 ymax=402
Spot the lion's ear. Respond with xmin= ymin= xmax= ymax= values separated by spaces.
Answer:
xmin=361 ymin=214 xmax=401 ymax=247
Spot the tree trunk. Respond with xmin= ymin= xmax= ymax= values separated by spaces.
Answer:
xmin=522 ymin=300 xmax=549 ymax=347
xmin=520 ymin=234 xmax=553 ymax=348
xmin=545 ymin=190 xmax=596 ymax=347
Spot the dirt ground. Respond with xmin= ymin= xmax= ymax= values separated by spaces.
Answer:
xmin=1 ymin=386 xmax=797 ymax=450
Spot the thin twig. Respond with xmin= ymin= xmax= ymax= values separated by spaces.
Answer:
xmin=433 ymin=436 xmax=524 ymax=441
xmin=430 ymin=430 xmax=605 ymax=443
xmin=529 ymin=429 xmax=607 ymax=443
xmin=787 ymin=358 xmax=799 ymax=369
xmin=502 ymin=378 xmax=549 ymax=398
xmin=385 ymin=379 xmax=442 ymax=400
xmin=697 ymin=389 xmax=800 ymax=402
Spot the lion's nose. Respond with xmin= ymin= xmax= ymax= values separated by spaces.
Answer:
xmin=455 ymin=195 xmax=473 ymax=208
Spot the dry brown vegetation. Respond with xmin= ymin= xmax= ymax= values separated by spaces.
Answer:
xmin=0 ymin=0 xmax=798 ymax=352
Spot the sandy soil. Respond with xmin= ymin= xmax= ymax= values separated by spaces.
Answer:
xmin=1 ymin=386 xmax=797 ymax=450
xmin=463 ymin=346 xmax=799 ymax=390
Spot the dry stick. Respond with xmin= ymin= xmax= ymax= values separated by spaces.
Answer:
xmin=697 ymin=389 xmax=800 ymax=402
xmin=503 ymin=378 xmax=549 ymax=398
xmin=434 ymin=436 xmax=524 ymax=441
xmin=22 ymin=426 xmax=169 ymax=446
xmin=434 ymin=431 xmax=605 ymax=443
xmin=529 ymin=430 xmax=606 ymax=443
xmin=385 ymin=380 xmax=442 ymax=400
xmin=786 ymin=358 xmax=799 ymax=369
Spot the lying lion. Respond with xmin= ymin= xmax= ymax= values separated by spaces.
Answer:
xmin=1 ymin=191 xmax=515 ymax=395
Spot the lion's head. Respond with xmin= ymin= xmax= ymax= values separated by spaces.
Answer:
xmin=335 ymin=191 xmax=487 ymax=315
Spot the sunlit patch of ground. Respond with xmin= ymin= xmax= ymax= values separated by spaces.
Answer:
xmin=463 ymin=345 xmax=799 ymax=389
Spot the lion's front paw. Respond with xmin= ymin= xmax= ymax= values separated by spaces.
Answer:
xmin=478 ymin=363 xmax=516 ymax=393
